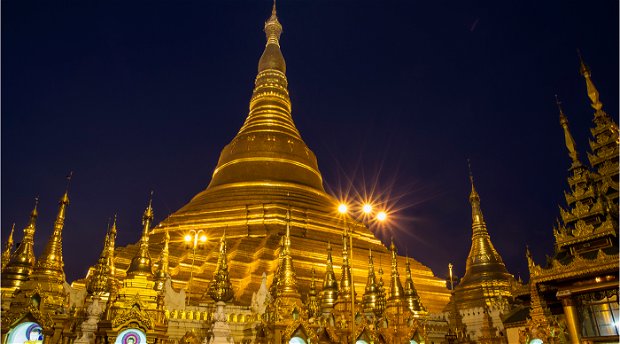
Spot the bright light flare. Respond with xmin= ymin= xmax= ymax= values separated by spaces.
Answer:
xmin=362 ymin=203 xmax=373 ymax=214
xmin=376 ymin=211 xmax=387 ymax=222
xmin=184 ymin=234 xmax=192 ymax=242
xmin=199 ymin=235 xmax=207 ymax=242
xmin=338 ymin=203 xmax=348 ymax=214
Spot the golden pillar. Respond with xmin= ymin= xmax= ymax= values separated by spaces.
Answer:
xmin=557 ymin=291 xmax=580 ymax=344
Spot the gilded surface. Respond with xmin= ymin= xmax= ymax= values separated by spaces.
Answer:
xmin=112 ymin=3 xmax=450 ymax=313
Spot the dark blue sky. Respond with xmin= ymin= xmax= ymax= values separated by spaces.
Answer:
xmin=2 ymin=0 xmax=618 ymax=284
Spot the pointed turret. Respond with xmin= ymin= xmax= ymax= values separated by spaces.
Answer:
xmin=33 ymin=188 xmax=70 ymax=282
xmin=362 ymin=249 xmax=379 ymax=315
xmin=578 ymin=52 xmax=605 ymax=114
xmin=208 ymin=233 xmax=234 ymax=302
xmin=460 ymin=167 xmax=511 ymax=287
xmin=387 ymin=239 xmax=405 ymax=302
xmin=127 ymin=193 xmax=154 ymax=277
xmin=1 ymin=223 xmax=16 ymax=271
xmin=556 ymin=95 xmax=581 ymax=167
xmin=87 ymin=216 xmax=119 ymax=295
xmin=154 ymin=227 xmax=170 ymax=292
xmin=274 ymin=210 xmax=299 ymax=298
xmin=321 ymin=241 xmax=338 ymax=314
xmin=1 ymin=199 xmax=39 ymax=289
xmin=206 ymin=2 xmax=323 ymax=192
xmin=305 ymin=267 xmax=320 ymax=319
xmin=404 ymin=257 xmax=426 ymax=314
xmin=337 ymin=230 xmax=355 ymax=302
xmin=376 ymin=265 xmax=386 ymax=316
xmin=449 ymin=166 xmax=513 ymax=310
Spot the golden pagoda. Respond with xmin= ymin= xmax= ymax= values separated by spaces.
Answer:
xmin=112 ymin=3 xmax=450 ymax=313
xmin=449 ymin=169 xmax=515 ymax=310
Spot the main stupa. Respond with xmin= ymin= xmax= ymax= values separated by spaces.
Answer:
xmin=113 ymin=6 xmax=450 ymax=313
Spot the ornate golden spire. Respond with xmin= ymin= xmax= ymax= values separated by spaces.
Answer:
xmin=154 ymin=227 xmax=170 ymax=292
xmin=578 ymin=51 xmax=604 ymax=113
xmin=376 ymin=264 xmax=386 ymax=316
xmin=556 ymin=95 xmax=581 ymax=166
xmin=457 ymin=166 xmax=512 ymax=307
xmin=362 ymin=248 xmax=380 ymax=315
xmin=275 ymin=210 xmax=300 ymax=298
xmin=207 ymin=4 xmax=324 ymax=192
xmin=306 ymin=267 xmax=321 ymax=319
xmin=2 ymin=198 xmax=38 ymax=288
xmin=87 ymin=216 xmax=119 ymax=295
xmin=404 ymin=257 xmax=425 ymax=314
xmin=208 ymin=232 xmax=234 ymax=302
xmin=1 ymin=223 xmax=16 ymax=271
xmin=337 ymin=230 xmax=355 ymax=301
xmin=321 ymin=241 xmax=339 ymax=313
xmin=34 ymin=183 xmax=71 ymax=282
xmin=127 ymin=193 xmax=154 ymax=277
xmin=388 ymin=239 xmax=405 ymax=302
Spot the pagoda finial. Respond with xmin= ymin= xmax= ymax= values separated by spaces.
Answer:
xmin=264 ymin=0 xmax=283 ymax=47
xmin=338 ymin=230 xmax=354 ymax=301
xmin=34 ymin=181 xmax=71 ymax=282
xmin=275 ymin=209 xmax=299 ymax=298
xmin=376 ymin=254 xmax=386 ymax=316
xmin=2 ymin=198 xmax=39 ymax=288
xmin=306 ymin=267 xmax=320 ymax=318
xmin=1 ymin=223 xmax=16 ymax=271
xmin=208 ymin=233 xmax=234 ymax=302
xmin=404 ymin=256 xmax=425 ymax=313
xmin=388 ymin=238 xmax=405 ymax=301
xmin=555 ymin=94 xmax=581 ymax=165
xmin=467 ymin=160 xmax=484 ymax=225
xmin=127 ymin=193 xmax=154 ymax=277
xmin=362 ymin=248 xmax=380 ymax=315
xmin=578 ymin=50 xmax=604 ymax=112
xmin=154 ymin=227 xmax=170 ymax=292
xmin=321 ymin=241 xmax=338 ymax=313
xmin=87 ymin=219 xmax=119 ymax=295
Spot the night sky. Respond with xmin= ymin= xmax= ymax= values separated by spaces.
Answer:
xmin=2 ymin=1 xmax=618 ymax=285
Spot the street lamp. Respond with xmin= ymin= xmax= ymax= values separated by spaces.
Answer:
xmin=184 ymin=229 xmax=207 ymax=306
xmin=336 ymin=201 xmax=389 ymax=344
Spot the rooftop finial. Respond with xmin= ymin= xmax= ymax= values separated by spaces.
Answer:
xmin=556 ymin=95 xmax=580 ymax=165
xmin=577 ymin=50 xmax=604 ymax=112
xmin=272 ymin=0 xmax=277 ymax=16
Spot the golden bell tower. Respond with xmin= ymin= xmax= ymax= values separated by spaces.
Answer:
xmin=112 ymin=5 xmax=450 ymax=313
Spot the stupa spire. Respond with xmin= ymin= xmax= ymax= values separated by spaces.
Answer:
xmin=206 ymin=5 xmax=324 ymax=192
xmin=306 ymin=267 xmax=321 ymax=318
xmin=34 ymin=177 xmax=71 ymax=282
xmin=208 ymin=232 xmax=234 ymax=302
xmin=1 ymin=223 xmax=16 ymax=271
xmin=338 ymin=230 xmax=354 ymax=300
xmin=388 ymin=239 xmax=405 ymax=301
xmin=404 ymin=257 xmax=425 ymax=314
xmin=275 ymin=209 xmax=299 ymax=297
xmin=578 ymin=51 xmax=605 ymax=114
xmin=321 ymin=241 xmax=339 ymax=313
xmin=154 ymin=227 xmax=170 ymax=292
xmin=459 ymin=165 xmax=511 ymax=296
xmin=127 ymin=192 xmax=154 ymax=277
xmin=555 ymin=95 xmax=581 ymax=166
xmin=2 ymin=198 xmax=39 ymax=288
xmin=87 ymin=217 xmax=119 ymax=295
xmin=362 ymin=248 xmax=380 ymax=315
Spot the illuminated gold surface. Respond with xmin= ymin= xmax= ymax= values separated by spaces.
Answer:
xmin=2 ymin=191 xmax=71 ymax=333
xmin=320 ymin=241 xmax=338 ymax=314
xmin=207 ymin=233 xmax=234 ymax=302
xmin=1 ymin=199 xmax=38 ymax=291
xmin=1 ymin=223 xmax=15 ymax=271
xmin=126 ymin=197 xmax=155 ymax=277
xmin=87 ymin=216 xmax=119 ymax=295
xmin=362 ymin=249 xmax=379 ymax=315
xmin=153 ymin=226 xmax=170 ymax=292
xmin=112 ymin=5 xmax=451 ymax=313
xmin=450 ymin=175 xmax=514 ymax=309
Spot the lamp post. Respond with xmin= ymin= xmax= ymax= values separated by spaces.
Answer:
xmin=184 ymin=229 xmax=207 ymax=307
xmin=337 ymin=201 xmax=389 ymax=344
